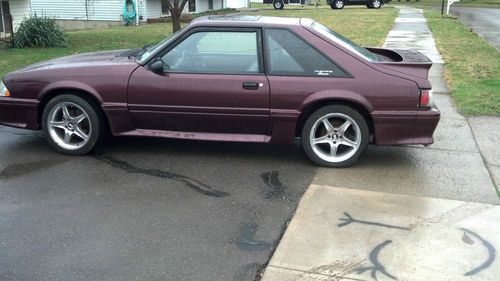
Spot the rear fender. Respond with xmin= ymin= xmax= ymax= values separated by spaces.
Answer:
xmin=299 ymin=89 xmax=374 ymax=113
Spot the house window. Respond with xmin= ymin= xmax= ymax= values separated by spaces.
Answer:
xmin=208 ymin=0 xmax=213 ymax=10
xmin=188 ymin=0 xmax=196 ymax=12
xmin=161 ymin=0 xmax=169 ymax=15
xmin=1 ymin=1 xmax=12 ymax=34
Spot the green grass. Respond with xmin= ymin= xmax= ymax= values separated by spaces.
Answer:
xmin=255 ymin=6 xmax=399 ymax=46
xmin=0 ymin=23 xmax=175 ymax=78
xmin=391 ymin=0 xmax=500 ymax=8
xmin=0 ymin=6 xmax=397 ymax=79
xmin=425 ymin=10 xmax=500 ymax=115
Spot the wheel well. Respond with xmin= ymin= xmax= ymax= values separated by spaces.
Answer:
xmin=37 ymin=89 xmax=110 ymax=131
xmin=295 ymin=99 xmax=374 ymax=137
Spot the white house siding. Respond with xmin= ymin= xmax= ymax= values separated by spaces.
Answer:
xmin=225 ymin=0 xmax=248 ymax=8
xmin=8 ymin=0 xmax=30 ymax=30
xmin=213 ymin=0 xmax=223 ymax=9
xmin=31 ymin=0 xmax=87 ymax=20
xmin=146 ymin=0 xmax=162 ymax=19
xmin=86 ymin=0 xmax=123 ymax=21
xmin=195 ymin=0 xmax=208 ymax=13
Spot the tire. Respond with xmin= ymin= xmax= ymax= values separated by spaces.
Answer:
xmin=301 ymin=105 xmax=369 ymax=167
xmin=332 ymin=0 xmax=344 ymax=9
xmin=366 ymin=3 xmax=373 ymax=8
xmin=42 ymin=94 xmax=103 ymax=156
xmin=273 ymin=0 xmax=284 ymax=9
xmin=372 ymin=0 xmax=382 ymax=8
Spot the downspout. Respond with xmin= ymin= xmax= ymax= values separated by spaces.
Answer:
xmin=85 ymin=0 xmax=89 ymax=20
xmin=135 ymin=0 xmax=139 ymax=26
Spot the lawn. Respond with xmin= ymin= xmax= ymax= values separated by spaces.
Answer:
xmin=0 ymin=6 xmax=397 ymax=78
xmin=390 ymin=0 xmax=500 ymax=8
xmin=255 ymin=5 xmax=398 ymax=47
xmin=424 ymin=10 xmax=500 ymax=115
xmin=0 ymin=23 xmax=175 ymax=79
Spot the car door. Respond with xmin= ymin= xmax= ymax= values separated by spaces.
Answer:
xmin=127 ymin=28 xmax=270 ymax=135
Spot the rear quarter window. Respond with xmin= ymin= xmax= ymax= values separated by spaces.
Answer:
xmin=264 ymin=28 xmax=349 ymax=78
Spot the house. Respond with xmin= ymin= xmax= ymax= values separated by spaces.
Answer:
xmin=0 ymin=0 xmax=249 ymax=34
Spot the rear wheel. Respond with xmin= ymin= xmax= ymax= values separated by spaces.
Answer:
xmin=302 ymin=105 xmax=369 ymax=167
xmin=42 ymin=94 xmax=103 ymax=155
xmin=273 ymin=0 xmax=284 ymax=9
xmin=372 ymin=0 xmax=382 ymax=8
xmin=331 ymin=0 xmax=344 ymax=9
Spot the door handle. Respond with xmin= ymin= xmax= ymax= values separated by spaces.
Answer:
xmin=242 ymin=82 xmax=261 ymax=90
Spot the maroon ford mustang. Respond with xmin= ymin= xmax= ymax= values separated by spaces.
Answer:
xmin=0 ymin=16 xmax=440 ymax=167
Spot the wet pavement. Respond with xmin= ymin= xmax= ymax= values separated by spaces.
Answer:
xmin=262 ymin=7 xmax=499 ymax=281
xmin=450 ymin=7 xmax=500 ymax=51
xmin=0 ymin=128 xmax=317 ymax=281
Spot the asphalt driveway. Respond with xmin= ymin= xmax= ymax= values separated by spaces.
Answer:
xmin=0 ymin=128 xmax=317 ymax=281
xmin=450 ymin=7 xmax=500 ymax=50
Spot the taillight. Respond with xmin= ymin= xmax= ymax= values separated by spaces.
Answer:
xmin=419 ymin=89 xmax=431 ymax=108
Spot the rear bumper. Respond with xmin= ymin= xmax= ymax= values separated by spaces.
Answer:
xmin=373 ymin=108 xmax=440 ymax=145
xmin=0 ymin=97 xmax=39 ymax=129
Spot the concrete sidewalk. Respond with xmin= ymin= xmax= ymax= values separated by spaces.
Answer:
xmin=261 ymin=7 xmax=499 ymax=281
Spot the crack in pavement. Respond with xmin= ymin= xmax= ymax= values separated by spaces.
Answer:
xmin=92 ymin=153 xmax=229 ymax=198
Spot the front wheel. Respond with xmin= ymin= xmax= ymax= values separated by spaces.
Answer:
xmin=372 ymin=0 xmax=382 ymax=8
xmin=331 ymin=0 xmax=345 ymax=9
xmin=42 ymin=94 xmax=103 ymax=155
xmin=273 ymin=0 xmax=284 ymax=9
xmin=302 ymin=105 xmax=369 ymax=167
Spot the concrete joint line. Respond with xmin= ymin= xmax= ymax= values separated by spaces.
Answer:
xmin=466 ymin=117 xmax=500 ymax=195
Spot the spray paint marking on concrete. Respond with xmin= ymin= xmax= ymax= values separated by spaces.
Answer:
xmin=338 ymin=212 xmax=411 ymax=231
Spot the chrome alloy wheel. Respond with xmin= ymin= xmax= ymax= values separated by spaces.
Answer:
xmin=309 ymin=113 xmax=361 ymax=163
xmin=47 ymin=102 xmax=92 ymax=150
xmin=335 ymin=0 xmax=344 ymax=9
xmin=372 ymin=0 xmax=381 ymax=8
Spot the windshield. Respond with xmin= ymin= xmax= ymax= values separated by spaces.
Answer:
xmin=311 ymin=21 xmax=378 ymax=62
xmin=137 ymin=28 xmax=184 ymax=61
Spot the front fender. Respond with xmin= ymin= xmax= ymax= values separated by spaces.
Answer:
xmin=38 ymin=80 xmax=103 ymax=104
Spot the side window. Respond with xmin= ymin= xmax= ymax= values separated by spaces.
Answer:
xmin=265 ymin=29 xmax=348 ymax=77
xmin=161 ymin=31 xmax=260 ymax=74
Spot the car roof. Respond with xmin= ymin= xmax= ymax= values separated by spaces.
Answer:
xmin=190 ymin=15 xmax=306 ymax=28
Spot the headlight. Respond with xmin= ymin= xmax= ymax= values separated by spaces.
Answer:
xmin=0 ymin=80 xmax=11 ymax=97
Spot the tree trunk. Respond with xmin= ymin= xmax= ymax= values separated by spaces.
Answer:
xmin=167 ymin=0 xmax=189 ymax=33
xmin=172 ymin=13 xmax=181 ymax=32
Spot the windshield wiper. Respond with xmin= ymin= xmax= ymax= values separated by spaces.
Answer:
xmin=128 ymin=44 xmax=154 ymax=59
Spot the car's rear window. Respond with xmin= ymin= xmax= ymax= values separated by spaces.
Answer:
xmin=310 ymin=21 xmax=379 ymax=62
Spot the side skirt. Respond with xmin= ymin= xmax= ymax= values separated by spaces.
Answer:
xmin=115 ymin=129 xmax=272 ymax=143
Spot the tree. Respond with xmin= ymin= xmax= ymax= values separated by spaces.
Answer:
xmin=165 ymin=0 xmax=189 ymax=32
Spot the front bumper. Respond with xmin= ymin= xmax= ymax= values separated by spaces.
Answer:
xmin=0 ymin=97 xmax=40 ymax=129
xmin=373 ymin=108 xmax=440 ymax=145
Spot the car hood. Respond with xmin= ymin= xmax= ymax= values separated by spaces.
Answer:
xmin=11 ymin=49 xmax=137 ymax=74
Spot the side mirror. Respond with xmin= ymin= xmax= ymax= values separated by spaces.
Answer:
xmin=149 ymin=59 xmax=168 ymax=73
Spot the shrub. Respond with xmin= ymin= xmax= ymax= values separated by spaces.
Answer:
xmin=10 ymin=14 xmax=67 ymax=48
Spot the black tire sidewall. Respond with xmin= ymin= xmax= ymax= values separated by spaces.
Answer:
xmin=273 ymin=0 xmax=284 ymax=9
xmin=42 ymin=94 xmax=102 ymax=156
xmin=301 ymin=105 xmax=369 ymax=167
